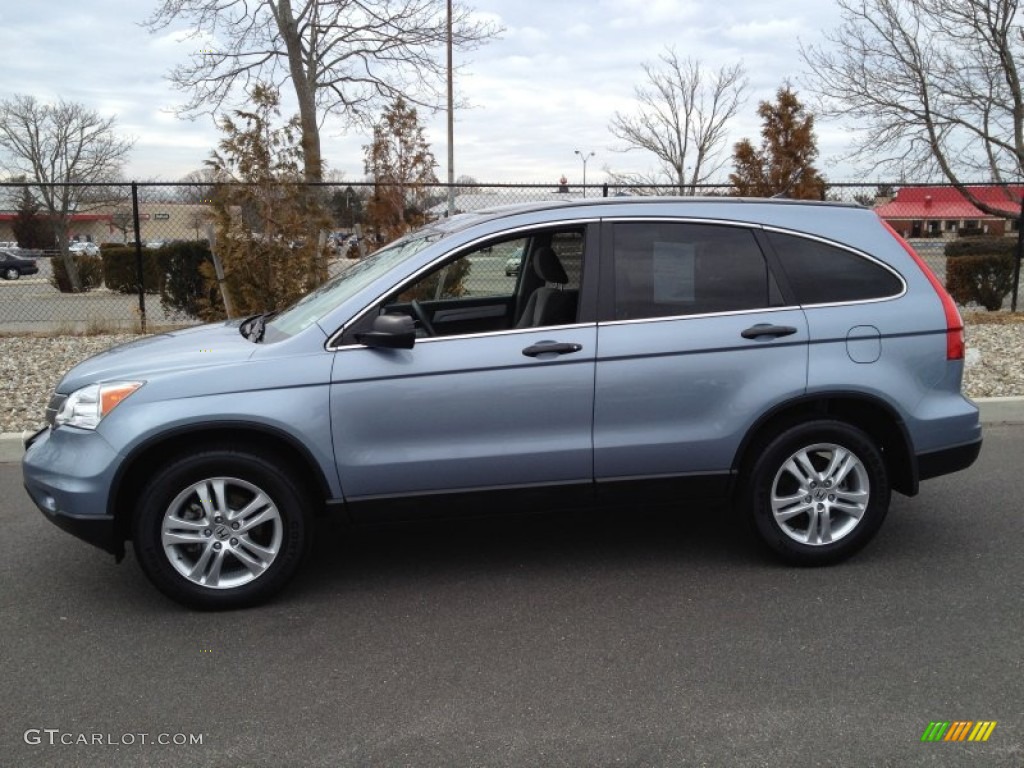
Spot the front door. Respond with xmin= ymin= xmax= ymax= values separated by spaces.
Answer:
xmin=329 ymin=225 xmax=598 ymax=519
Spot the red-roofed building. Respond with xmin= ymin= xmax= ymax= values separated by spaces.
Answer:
xmin=0 ymin=202 xmax=213 ymax=246
xmin=0 ymin=212 xmax=114 ymax=247
xmin=875 ymin=185 xmax=1023 ymax=239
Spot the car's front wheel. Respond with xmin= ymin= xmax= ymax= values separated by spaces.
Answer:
xmin=745 ymin=420 xmax=890 ymax=564
xmin=133 ymin=449 xmax=311 ymax=609
xmin=4 ymin=268 xmax=19 ymax=280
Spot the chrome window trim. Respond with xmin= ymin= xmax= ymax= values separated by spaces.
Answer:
xmin=325 ymin=217 xmax=599 ymax=350
xmin=601 ymin=215 xmax=762 ymax=229
xmin=331 ymin=321 xmax=597 ymax=352
xmin=599 ymin=304 xmax=803 ymax=328
xmin=603 ymin=218 xmax=908 ymax=318
xmin=326 ymin=214 xmax=911 ymax=349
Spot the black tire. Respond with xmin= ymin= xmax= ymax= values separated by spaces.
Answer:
xmin=744 ymin=420 xmax=890 ymax=565
xmin=4 ymin=268 xmax=19 ymax=280
xmin=132 ymin=448 xmax=311 ymax=609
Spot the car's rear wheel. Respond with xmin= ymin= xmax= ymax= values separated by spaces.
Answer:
xmin=4 ymin=268 xmax=19 ymax=280
xmin=745 ymin=420 xmax=890 ymax=564
xmin=133 ymin=449 xmax=310 ymax=609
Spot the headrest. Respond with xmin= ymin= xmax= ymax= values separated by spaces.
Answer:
xmin=533 ymin=247 xmax=569 ymax=284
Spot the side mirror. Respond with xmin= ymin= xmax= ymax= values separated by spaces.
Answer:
xmin=356 ymin=313 xmax=416 ymax=350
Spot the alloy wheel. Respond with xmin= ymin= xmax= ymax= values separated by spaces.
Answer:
xmin=161 ymin=476 xmax=283 ymax=589
xmin=770 ymin=442 xmax=870 ymax=546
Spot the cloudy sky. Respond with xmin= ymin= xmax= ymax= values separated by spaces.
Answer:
xmin=0 ymin=0 xmax=855 ymax=185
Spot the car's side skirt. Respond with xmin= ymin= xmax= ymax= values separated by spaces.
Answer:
xmin=342 ymin=471 xmax=734 ymax=524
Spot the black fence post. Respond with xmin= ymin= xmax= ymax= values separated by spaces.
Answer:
xmin=602 ymin=183 xmax=609 ymax=198
xmin=1014 ymin=193 xmax=1024 ymax=313
xmin=131 ymin=182 xmax=147 ymax=334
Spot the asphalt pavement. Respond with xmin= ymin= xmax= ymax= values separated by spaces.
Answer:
xmin=0 ymin=426 xmax=1021 ymax=767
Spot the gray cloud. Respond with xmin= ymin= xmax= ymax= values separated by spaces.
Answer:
xmin=1 ymin=0 xmax=851 ymax=183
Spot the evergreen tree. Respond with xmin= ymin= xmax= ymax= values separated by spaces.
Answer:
xmin=11 ymin=186 xmax=49 ymax=249
xmin=730 ymin=87 xmax=826 ymax=199
xmin=201 ymin=83 xmax=330 ymax=320
xmin=363 ymin=98 xmax=439 ymax=244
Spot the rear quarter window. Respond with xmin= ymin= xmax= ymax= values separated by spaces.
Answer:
xmin=766 ymin=230 xmax=904 ymax=304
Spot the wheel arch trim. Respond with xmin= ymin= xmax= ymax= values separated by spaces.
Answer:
xmin=731 ymin=391 xmax=918 ymax=496
xmin=107 ymin=420 xmax=341 ymax=541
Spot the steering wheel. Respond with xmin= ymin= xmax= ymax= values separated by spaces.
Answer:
xmin=409 ymin=299 xmax=436 ymax=337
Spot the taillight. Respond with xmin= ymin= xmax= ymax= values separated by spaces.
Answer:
xmin=880 ymin=219 xmax=964 ymax=360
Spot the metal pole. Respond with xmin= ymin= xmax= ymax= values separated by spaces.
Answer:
xmin=574 ymin=150 xmax=594 ymax=198
xmin=205 ymin=221 xmax=234 ymax=318
xmin=130 ymin=182 xmax=147 ymax=334
xmin=446 ymin=0 xmax=455 ymax=217
xmin=1013 ymin=192 xmax=1024 ymax=312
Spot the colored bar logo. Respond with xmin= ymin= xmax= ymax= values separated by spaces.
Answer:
xmin=921 ymin=721 xmax=997 ymax=742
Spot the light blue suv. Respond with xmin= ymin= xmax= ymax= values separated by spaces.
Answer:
xmin=22 ymin=198 xmax=982 ymax=608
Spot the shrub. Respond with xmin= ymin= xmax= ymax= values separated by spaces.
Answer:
xmin=160 ymin=240 xmax=217 ymax=319
xmin=957 ymin=227 xmax=986 ymax=238
xmin=100 ymin=246 xmax=162 ymax=294
xmin=50 ymin=253 xmax=104 ymax=293
xmin=945 ymin=236 xmax=1018 ymax=311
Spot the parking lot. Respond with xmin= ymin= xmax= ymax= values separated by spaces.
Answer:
xmin=1 ymin=426 xmax=1020 ymax=767
xmin=0 ymin=257 xmax=183 ymax=331
xmin=0 ymin=254 xmax=362 ymax=332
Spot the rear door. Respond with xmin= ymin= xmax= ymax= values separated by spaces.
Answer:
xmin=593 ymin=219 xmax=809 ymax=500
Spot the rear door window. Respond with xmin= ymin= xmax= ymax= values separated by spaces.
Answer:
xmin=611 ymin=221 xmax=781 ymax=320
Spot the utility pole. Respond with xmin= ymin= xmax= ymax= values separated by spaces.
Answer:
xmin=446 ymin=0 xmax=455 ymax=217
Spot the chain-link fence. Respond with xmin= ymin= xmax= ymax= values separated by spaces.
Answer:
xmin=1 ymin=180 xmax=1021 ymax=333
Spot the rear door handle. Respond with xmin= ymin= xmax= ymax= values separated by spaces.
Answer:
xmin=741 ymin=324 xmax=798 ymax=339
xmin=522 ymin=342 xmax=583 ymax=357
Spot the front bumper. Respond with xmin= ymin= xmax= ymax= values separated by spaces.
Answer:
xmin=22 ymin=426 xmax=124 ymax=559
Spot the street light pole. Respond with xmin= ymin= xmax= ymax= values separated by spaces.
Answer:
xmin=574 ymin=150 xmax=595 ymax=198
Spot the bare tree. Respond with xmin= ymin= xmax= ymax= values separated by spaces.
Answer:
xmin=109 ymin=208 xmax=134 ymax=244
xmin=144 ymin=0 xmax=500 ymax=184
xmin=609 ymin=49 xmax=748 ymax=194
xmin=802 ymin=0 xmax=1024 ymax=215
xmin=0 ymin=95 xmax=133 ymax=290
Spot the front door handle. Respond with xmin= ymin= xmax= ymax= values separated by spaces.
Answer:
xmin=522 ymin=342 xmax=583 ymax=357
xmin=741 ymin=324 xmax=798 ymax=340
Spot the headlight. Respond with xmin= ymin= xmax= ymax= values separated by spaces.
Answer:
xmin=54 ymin=381 xmax=144 ymax=430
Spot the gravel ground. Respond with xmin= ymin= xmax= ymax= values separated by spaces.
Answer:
xmin=1 ymin=322 xmax=1022 ymax=434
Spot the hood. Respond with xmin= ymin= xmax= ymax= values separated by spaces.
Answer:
xmin=57 ymin=321 xmax=257 ymax=393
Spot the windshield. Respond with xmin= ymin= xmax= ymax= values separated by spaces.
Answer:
xmin=266 ymin=233 xmax=442 ymax=338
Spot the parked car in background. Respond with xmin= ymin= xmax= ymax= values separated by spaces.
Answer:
xmin=0 ymin=249 xmax=39 ymax=280
xmin=69 ymin=241 xmax=100 ymax=256
xmin=23 ymin=197 xmax=982 ymax=609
